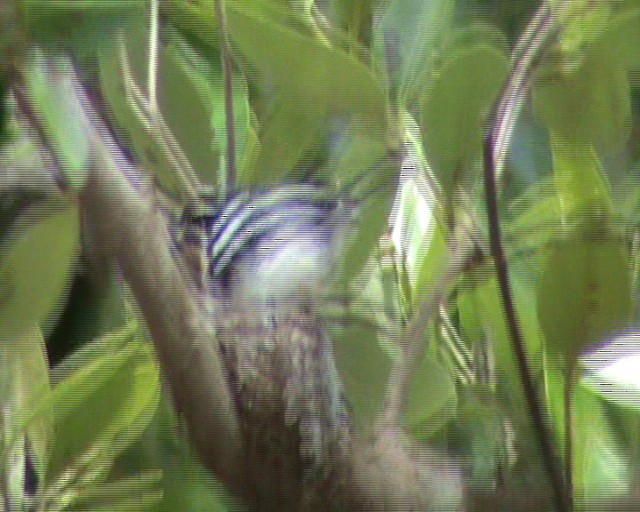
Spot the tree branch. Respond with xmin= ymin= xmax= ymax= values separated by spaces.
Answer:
xmin=66 ymin=72 xmax=246 ymax=492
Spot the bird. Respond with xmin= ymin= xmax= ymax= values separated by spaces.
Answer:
xmin=175 ymin=182 xmax=357 ymax=509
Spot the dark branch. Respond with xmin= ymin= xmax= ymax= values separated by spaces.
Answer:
xmin=482 ymin=3 xmax=569 ymax=511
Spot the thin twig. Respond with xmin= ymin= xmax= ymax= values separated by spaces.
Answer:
xmin=214 ymin=0 xmax=237 ymax=191
xmin=483 ymin=3 xmax=569 ymax=511
xmin=116 ymin=35 xmax=201 ymax=200
xmin=381 ymin=222 xmax=479 ymax=428
xmin=148 ymin=0 xmax=159 ymax=112
xmin=564 ymin=368 xmax=574 ymax=510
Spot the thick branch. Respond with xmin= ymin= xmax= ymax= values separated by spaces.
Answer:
xmin=80 ymin=127 xmax=245 ymax=492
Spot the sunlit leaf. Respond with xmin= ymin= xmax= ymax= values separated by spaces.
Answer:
xmin=581 ymin=332 xmax=640 ymax=411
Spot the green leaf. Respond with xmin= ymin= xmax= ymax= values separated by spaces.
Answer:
xmin=323 ymin=121 xmax=388 ymax=186
xmin=332 ymin=322 xmax=392 ymax=427
xmin=374 ymin=0 xmax=455 ymax=100
xmin=22 ymin=0 xmax=146 ymax=56
xmin=451 ymin=392 xmax=510 ymax=485
xmin=46 ymin=327 xmax=160 ymax=482
xmin=390 ymin=154 xmax=436 ymax=292
xmin=160 ymin=34 xmax=251 ymax=192
xmin=0 ymin=204 xmax=79 ymax=339
xmin=8 ymin=327 xmax=53 ymax=479
xmin=549 ymin=133 xmax=613 ymax=221
xmin=243 ymin=102 xmax=324 ymax=185
xmin=159 ymin=42 xmax=223 ymax=189
xmin=0 ymin=327 xmax=53 ymax=509
xmin=553 ymin=0 xmax=613 ymax=63
xmin=458 ymin=273 xmax=544 ymax=396
xmin=404 ymin=351 xmax=456 ymax=438
xmin=164 ymin=0 xmax=221 ymax=52
xmin=547 ymin=363 xmax=628 ymax=500
xmin=593 ymin=9 xmax=640 ymax=70
xmin=227 ymin=0 xmax=387 ymax=171
xmin=332 ymin=259 xmax=397 ymax=426
xmin=388 ymin=114 xmax=450 ymax=305
xmin=98 ymin=29 xmax=200 ymax=200
xmin=228 ymin=0 xmax=386 ymax=122
xmin=25 ymin=52 xmax=90 ymax=192
xmin=572 ymin=385 xmax=628 ymax=501
xmin=70 ymin=471 xmax=163 ymax=510
xmin=420 ymin=41 xmax=509 ymax=198
xmin=508 ymin=183 xmax=561 ymax=260
xmin=341 ymin=184 xmax=395 ymax=282
xmin=533 ymin=53 xmax=631 ymax=149
xmin=537 ymin=236 xmax=631 ymax=366
xmin=330 ymin=0 xmax=374 ymax=46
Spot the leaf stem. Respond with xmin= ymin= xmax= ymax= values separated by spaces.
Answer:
xmin=565 ymin=368 xmax=574 ymax=510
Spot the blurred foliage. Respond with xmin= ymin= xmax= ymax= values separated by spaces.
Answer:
xmin=3 ymin=0 xmax=640 ymax=510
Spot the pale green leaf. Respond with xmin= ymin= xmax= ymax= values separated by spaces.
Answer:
xmin=25 ymin=52 xmax=90 ymax=191
xmin=69 ymin=471 xmax=163 ymax=511
xmin=12 ymin=327 xmax=52 ymax=479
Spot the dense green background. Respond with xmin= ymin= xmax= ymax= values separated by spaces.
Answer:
xmin=2 ymin=0 xmax=640 ymax=509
